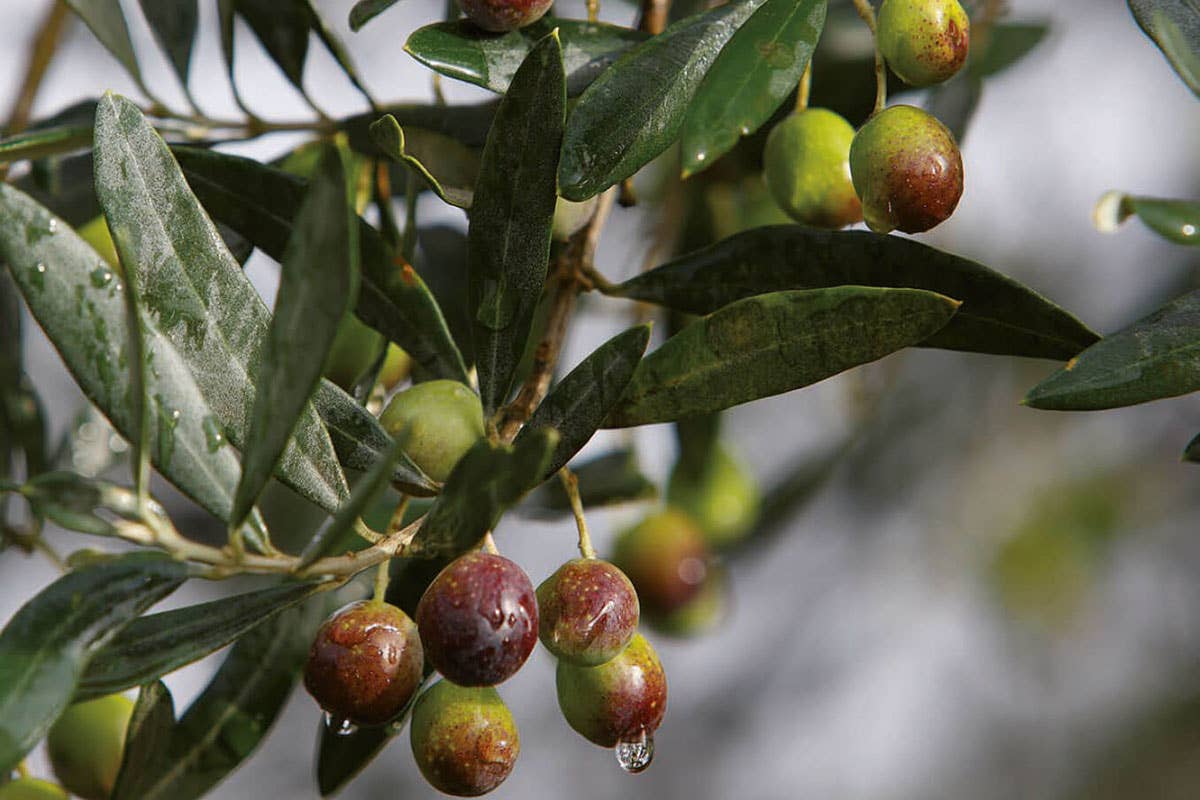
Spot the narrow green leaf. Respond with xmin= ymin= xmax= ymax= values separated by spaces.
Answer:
xmin=1185 ymin=431 xmax=1200 ymax=462
xmin=517 ymin=324 xmax=651 ymax=477
xmin=172 ymin=146 xmax=471 ymax=385
xmin=297 ymin=436 xmax=406 ymax=568
xmin=370 ymin=115 xmax=473 ymax=208
xmin=232 ymin=146 xmax=358 ymax=530
xmin=1129 ymin=0 xmax=1200 ymax=97
xmin=614 ymin=225 xmax=1098 ymax=360
xmin=605 ymin=287 xmax=961 ymax=427
xmin=233 ymin=0 xmax=311 ymax=89
xmin=0 ymin=126 xmax=92 ymax=165
xmin=112 ymin=682 xmax=175 ymax=800
xmin=0 ymin=186 xmax=258 ymax=524
xmin=524 ymin=448 xmax=657 ymax=515
xmin=312 ymin=380 xmax=436 ymax=495
xmin=136 ymin=0 xmax=199 ymax=88
xmin=93 ymin=94 xmax=349 ymax=514
xmin=469 ymin=33 xmax=565 ymax=414
xmin=77 ymin=582 xmax=323 ymax=701
xmin=350 ymin=0 xmax=402 ymax=30
xmin=126 ymin=592 xmax=338 ymax=800
xmin=404 ymin=18 xmax=648 ymax=95
xmin=0 ymin=553 xmax=190 ymax=774
xmin=559 ymin=0 xmax=767 ymax=200
xmin=681 ymin=0 xmax=826 ymax=176
xmin=1025 ymin=289 xmax=1200 ymax=410
xmin=415 ymin=428 xmax=558 ymax=556
xmin=216 ymin=0 xmax=255 ymax=118
xmin=64 ymin=0 xmax=145 ymax=90
xmin=1095 ymin=192 xmax=1200 ymax=246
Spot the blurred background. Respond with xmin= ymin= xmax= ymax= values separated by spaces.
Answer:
xmin=3 ymin=0 xmax=1200 ymax=798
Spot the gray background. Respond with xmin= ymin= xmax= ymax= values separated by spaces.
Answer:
xmin=3 ymin=0 xmax=1200 ymax=798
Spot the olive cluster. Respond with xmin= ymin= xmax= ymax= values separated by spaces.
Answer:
xmin=765 ymin=0 xmax=971 ymax=234
xmin=303 ymin=549 xmax=667 ymax=796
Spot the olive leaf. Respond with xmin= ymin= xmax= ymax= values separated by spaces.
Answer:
xmin=1129 ymin=0 xmax=1200 ymax=98
xmin=0 ymin=186 xmax=265 ymax=530
xmin=64 ymin=0 xmax=147 ymax=94
xmin=0 ymin=553 xmax=191 ymax=774
xmin=111 ymin=682 xmax=176 ymax=800
xmin=605 ymin=287 xmax=961 ymax=427
xmin=415 ymin=429 xmax=558 ymax=556
xmin=559 ymin=0 xmax=768 ymax=200
xmin=136 ymin=0 xmax=199 ymax=90
xmin=231 ymin=144 xmax=359 ymax=531
xmin=1025 ymin=288 xmax=1200 ymax=410
xmin=172 ymin=145 xmax=471 ymax=386
xmin=350 ymin=0 xmax=402 ymax=31
xmin=369 ymin=114 xmax=474 ymax=208
xmin=94 ymin=94 xmax=350 ymax=515
xmin=517 ymin=324 xmax=651 ymax=477
xmin=680 ymin=0 xmax=827 ymax=177
xmin=1093 ymin=191 xmax=1200 ymax=246
xmin=613 ymin=225 xmax=1098 ymax=360
xmin=312 ymin=380 xmax=437 ymax=496
xmin=77 ymin=582 xmax=324 ymax=701
xmin=1185 ymin=431 xmax=1200 ymax=463
xmin=469 ymin=32 xmax=565 ymax=414
xmin=405 ymin=17 xmax=648 ymax=95
xmin=118 ymin=590 xmax=348 ymax=800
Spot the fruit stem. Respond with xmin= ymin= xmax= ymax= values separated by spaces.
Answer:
xmin=587 ymin=0 xmax=600 ymax=23
xmin=482 ymin=531 xmax=500 ymax=555
xmin=372 ymin=560 xmax=391 ymax=603
xmin=16 ymin=760 xmax=29 ymax=779
xmin=638 ymin=0 xmax=671 ymax=35
xmin=796 ymin=61 xmax=812 ymax=112
xmin=559 ymin=468 xmax=596 ymax=559
xmin=851 ymin=0 xmax=888 ymax=114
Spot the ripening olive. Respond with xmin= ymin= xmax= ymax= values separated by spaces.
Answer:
xmin=537 ymin=558 xmax=639 ymax=666
xmin=613 ymin=509 xmax=711 ymax=618
xmin=555 ymin=633 xmax=667 ymax=748
xmin=457 ymin=0 xmax=552 ymax=33
xmin=877 ymin=0 xmax=970 ymax=87
xmin=410 ymin=681 xmax=519 ymax=797
xmin=416 ymin=552 xmax=539 ymax=686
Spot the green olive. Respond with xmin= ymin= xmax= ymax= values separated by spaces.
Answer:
xmin=409 ymin=681 xmax=519 ymax=796
xmin=46 ymin=694 xmax=134 ymax=800
xmin=763 ymin=108 xmax=863 ymax=229
xmin=323 ymin=313 xmax=386 ymax=392
xmin=78 ymin=216 xmax=120 ymax=271
xmin=379 ymin=380 xmax=484 ymax=483
xmin=877 ymin=0 xmax=970 ymax=87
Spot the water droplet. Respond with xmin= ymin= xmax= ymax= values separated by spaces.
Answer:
xmin=615 ymin=730 xmax=654 ymax=774
xmin=202 ymin=416 xmax=225 ymax=452
xmin=47 ymin=219 xmax=58 ymax=233
xmin=28 ymin=262 xmax=46 ymax=291
xmin=324 ymin=713 xmax=358 ymax=737
xmin=90 ymin=267 xmax=113 ymax=288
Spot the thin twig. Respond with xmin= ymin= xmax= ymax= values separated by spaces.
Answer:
xmin=496 ymin=188 xmax=616 ymax=441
